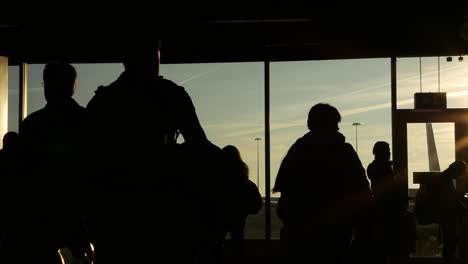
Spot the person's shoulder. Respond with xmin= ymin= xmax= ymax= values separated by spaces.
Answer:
xmin=247 ymin=179 xmax=259 ymax=188
xmin=366 ymin=161 xmax=377 ymax=173
xmin=22 ymin=108 xmax=46 ymax=123
xmin=20 ymin=108 xmax=47 ymax=133
xmin=86 ymin=84 xmax=115 ymax=110
xmin=343 ymin=142 xmax=356 ymax=151
xmin=93 ymin=84 xmax=113 ymax=97
xmin=92 ymin=73 xmax=128 ymax=98
xmin=156 ymin=77 xmax=186 ymax=94
xmin=157 ymin=76 xmax=180 ymax=87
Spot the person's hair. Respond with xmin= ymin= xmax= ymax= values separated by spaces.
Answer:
xmin=43 ymin=62 xmax=76 ymax=101
xmin=443 ymin=160 xmax=467 ymax=179
xmin=307 ymin=103 xmax=341 ymax=130
xmin=373 ymin=141 xmax=390 ymax=156
xmin=222 ymin=145 xmax=249 ymax=182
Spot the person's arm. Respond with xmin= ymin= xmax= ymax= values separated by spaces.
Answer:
xmin=343 ymin=143 xmax=373 ymax=223
xmin=366 ymin=162 xmax=376 ymax=182
xmin=273 ymin=143 xmax=299 ymax=222
xmin=273 ymin=144 xmax=298 ymax=194
xmin=175 ymin=87 xmax=208 ymax=144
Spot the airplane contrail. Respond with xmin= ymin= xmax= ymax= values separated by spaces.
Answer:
xmin=177 ymin=65 xmax=224 ymax=85
xmin=222 ymin=62 xmax=467 ymax=137
xmin=317 ymin=63 xmax=465 ymax=103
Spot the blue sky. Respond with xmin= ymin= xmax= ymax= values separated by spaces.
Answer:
xmin=7 ymin=56 xmax=468 ymax=194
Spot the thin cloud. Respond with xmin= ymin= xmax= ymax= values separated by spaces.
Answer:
xmin=177 ymin=65 xmax=224 ymax=85
xmin=318 ymin=63 xmax=464 ymax=103
xmin=222 ymin=70 xmax=468 ymax=137
xmin=203 ymin=61 xmax=467 ymax=141
xmin=205 ymin=120 xmax=303 ymax=138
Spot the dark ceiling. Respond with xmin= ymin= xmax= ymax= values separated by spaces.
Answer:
xmin=2 ymin=7 xmax=468 ymax=65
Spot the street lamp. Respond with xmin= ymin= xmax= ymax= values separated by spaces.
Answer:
xmin=254 ymin=137 xmax=261 ymax=188
xmin=352 ymin=122 xmax=362 ymax=154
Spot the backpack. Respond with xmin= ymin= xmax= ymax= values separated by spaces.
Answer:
xmin=244 ymin=180 xmax=263 ymax=214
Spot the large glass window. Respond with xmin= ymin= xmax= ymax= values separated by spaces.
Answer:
xmin=27 ymin=64 xmax=123 ymax=114
xmin=26 ymin=62 xmax=266 ymax=239
xmin=8 ymin=66 xmax=19 ymax=132
xmin=270 ymin=58 xmax=392 ymax=239
xmin=397 ymin=56 xmax=468 ymax=109
xmin=161 ymin=62 xmax=265 ymax=239
xmin=27 ymin=64 xmax=46 ymax=114
xmin=407 ymin=122 xmax=455 ymax=258
xmin=407 ymin=123 xmax=455 ymax=189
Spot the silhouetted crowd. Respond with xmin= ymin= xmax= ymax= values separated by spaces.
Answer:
xmin=0 ymin=38 xmax=468 ymax=264
xmin=0 ymin=39 xmax=262 ymax=264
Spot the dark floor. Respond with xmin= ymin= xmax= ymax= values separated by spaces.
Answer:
xmin=218 ymin=240 xmax=447 ymax=264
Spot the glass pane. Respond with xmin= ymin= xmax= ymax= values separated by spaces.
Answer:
xmin=27 ymin=63 xmax=123 ymax=114
xmin=161 ymin=62 xmax=265 ymax=239
xmin=27 ymin=64 xmax=46 ymax=114
xmin=271 ymin=58 xmax=391 ymax=239
xmin=26 ymin=62 xmax=265 ymax=239
xmin=397 ymin=56 xmax=468 ymax=109
xmin=407 ymin=122 xmax=455 ymax=257
xmin=8 ymin=66 xmax=19 ymax=132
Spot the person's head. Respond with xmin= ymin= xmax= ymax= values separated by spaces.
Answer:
xmin=222 ymin=144 xmax=249 ymax=180
xmin=373 ymin=141 xmax=391 ymax=161
xmin=222 ymin=145 xmax=242 ymax=161
xmin=307 ymin=103 xmax=341 ymax=131
xmin=444 ymin=160 xmax=468 ymax=179
xmin=2 ymin=131 xmax=19 ymax=151
xmin=122 ymin=38 xmax=161 ymax=79
xmin=43 ymin=62 xmax=77 ymax=102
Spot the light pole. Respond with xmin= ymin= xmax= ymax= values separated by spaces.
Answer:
xmin=352 ymin=122 xmax=361 ymax=154
xmin=254 ymin=137 xmax=261 ymax=188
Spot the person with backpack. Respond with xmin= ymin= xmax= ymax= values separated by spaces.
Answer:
xmin=215 ymin=145 xmax=262 ymax=264
xmin=86 ymin=37 xmax=210 ymax=263
xmin=438 ymin=160 xmax=467 ymax=263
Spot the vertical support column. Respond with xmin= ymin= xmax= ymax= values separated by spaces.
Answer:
xmin=455 ymin=123 xmax=468 ymax=192
xmin=455 ymin=123 xmax=468 ymax=164
xmin=391 ymin=57 xmax=408 ymax=199
xmin=0 ymin=56 xmax=8 ymax=147
xmin=394 ymin=119 xmax=408 ymax=190
xmin=264 ymin=60 xmax=271 ymax=240
xmin=19 ymin=62 xmax=28 ymax=122
xmin=391 ymin=57 xmax=397 ymax=169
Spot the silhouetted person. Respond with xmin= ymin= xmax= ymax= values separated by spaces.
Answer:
xmin=367 ymin=141 xmax=410 ymax=264
xmin=0 ymin=131 xmax=20 ymax=259
xmin=86 ymin=38 xmax=213 ymax=263
xmin=216 ymin=145 xmax=262 ymax=264
xmin=0 ymin=131 xmax=20 ymax=183
xmin=16 ymin=62 xmax=91 ymax=263
xmin=458 ymin=171 xmax=468 ymax=263
xmin=437 ymin=160 xmax=467 ymax=264
xmin=0 ymin=131 xmax=19 ymax=157
xmin=273 ymin=103 xmax=372 ymax=264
